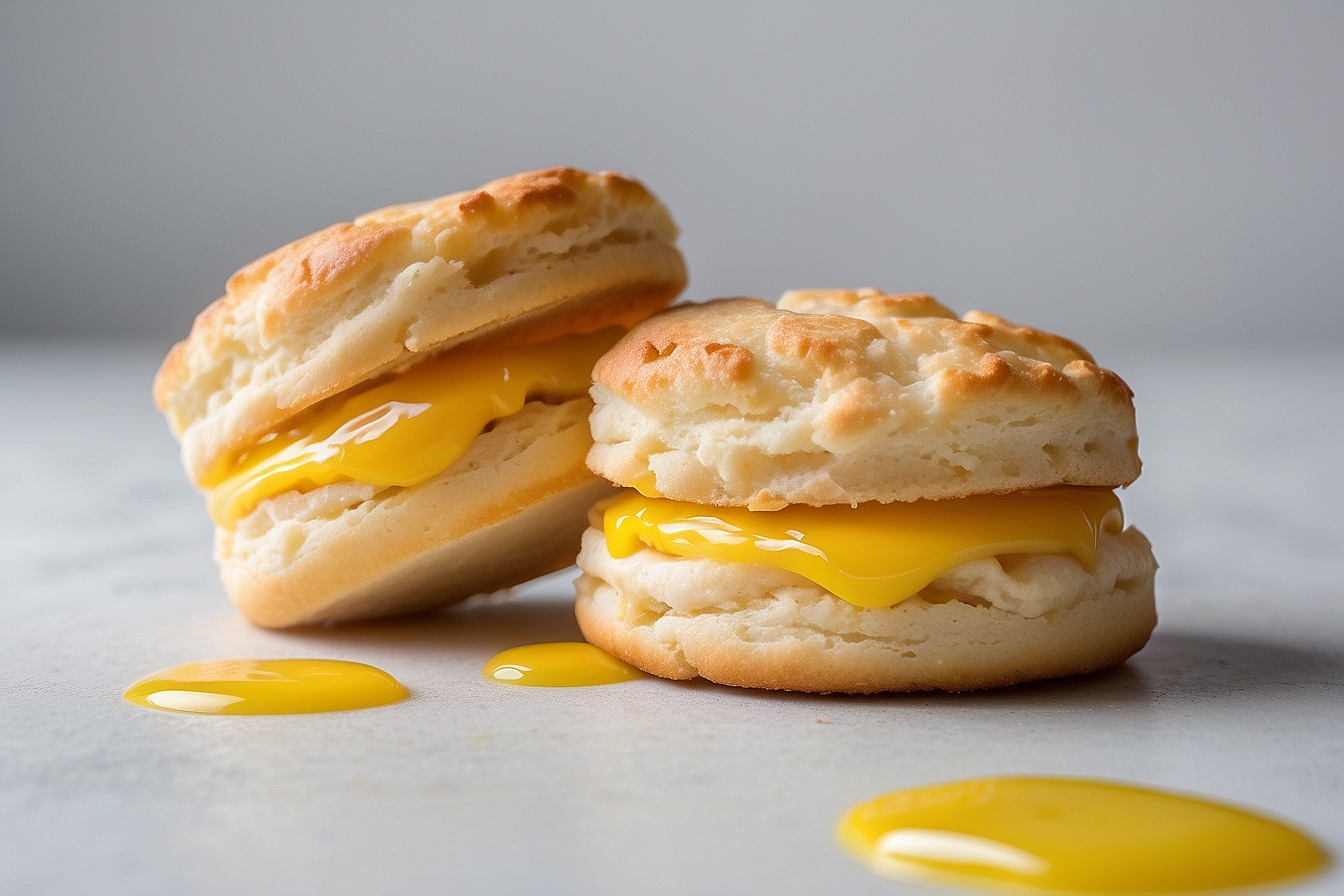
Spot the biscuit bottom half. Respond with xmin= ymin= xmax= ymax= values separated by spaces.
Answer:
xmin=217 ymin=398 xmax=614 ymax=628
xmin=574 ymin=525 xmax=1157 ymax=693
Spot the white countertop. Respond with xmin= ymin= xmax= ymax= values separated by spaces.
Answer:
xmin=2 ymin=341 xmax=1341 ymax=895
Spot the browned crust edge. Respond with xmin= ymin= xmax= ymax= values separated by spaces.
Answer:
xmin=574 ymin=563 xmax=1157 ymax=694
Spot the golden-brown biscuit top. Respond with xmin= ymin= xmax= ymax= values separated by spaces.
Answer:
xmin=155 ymin=167 xmax=686 ymax=484
xmin=588 ymin=289 xmax=1140 ymax=508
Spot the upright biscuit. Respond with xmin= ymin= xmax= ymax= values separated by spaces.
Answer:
xmin=577 ymin=289 xmax=1156 ymax=692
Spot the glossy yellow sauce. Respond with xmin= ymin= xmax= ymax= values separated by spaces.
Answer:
xmin=837 ymin=777 xmax=1328 ymax=893
xmin=600 ymin=487 xmax=1122 ymax=608
xmin=122 ymin=659 xmax=409 ymax=714
xmin=205 ymin=327 xmax=624 ymax=527
xmin=483 ymin=642 xmax=644 ymax=687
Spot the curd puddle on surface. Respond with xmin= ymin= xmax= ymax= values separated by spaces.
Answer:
xmin=122 ymin=659 xmax=409 ymax=714
xmin=837 ymin=777 xmax=1328 ymax=893
xmin=483 ymin=642 xmax=644 ymax=687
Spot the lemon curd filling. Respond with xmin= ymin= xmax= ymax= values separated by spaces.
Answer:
xmin=204 ymin=327 xmax=624 ymax=527
xmin=599 ymin=487 xmax=1123 ymax=608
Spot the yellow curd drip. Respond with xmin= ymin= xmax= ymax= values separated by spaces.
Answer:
xmin=205 ymin=327 xmax=624 ymax=527
xmin=600 ymin=487 xmax=1122 ymax=608
xmin=122 ymin=659 xmax=409 ymax=714
xmin=837 ymin=777 xmax=1328 ymax=893
xmin=482 ymin=642 xmax=644 ymax=687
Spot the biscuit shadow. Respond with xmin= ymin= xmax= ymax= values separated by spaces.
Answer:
xmin=256 ymin=594 xmax=1344 ymax=710
xmin=1117 ymin=630 xmax=1343 ymax=703
xmin=926 ymin=631 xmax=1339 ymax=709
xmin=704 ymin=630 xmax=1344 ymax=711
xmin=273 ymin=592 xmax=584 ymax=657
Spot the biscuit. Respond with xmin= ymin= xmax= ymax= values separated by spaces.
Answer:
xmin=154 ymin=167 xmax=686 ymax=626
xmin=578 ymin=289 xmax=1155 ymax=692
xmin=588 ymin=290 xmax=1138 ymax=510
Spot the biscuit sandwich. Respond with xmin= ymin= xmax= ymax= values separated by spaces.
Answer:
xmin=155 ymin=167 xmax=686 ymax=627
xmin=575 ymin=289 xmax=1157 ymax=692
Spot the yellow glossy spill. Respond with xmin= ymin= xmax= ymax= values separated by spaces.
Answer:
xmin=122 ymin=659 xmax=409 ymax=714
xmin=204 ymin=327 xmax=624 ymax=526
xmin=483 ymin=642 xmax=644 ymax=687
xmin=601 ymin=487 xmax=1122 ymax=608
xmin=838 ymin=777 xmax=1329 ymax=893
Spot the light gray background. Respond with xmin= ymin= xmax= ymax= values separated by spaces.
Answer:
xmin=2 ymin=2 xmax=1342 ymax=358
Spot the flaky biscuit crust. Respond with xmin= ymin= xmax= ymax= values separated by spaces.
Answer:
xmin=588 ymin=290 xmax=1139 ymax=508
xmin=155 ymin=167 xmax=686 ymax=484
xmin=574 ymin=525 xmax=1157 ymax=693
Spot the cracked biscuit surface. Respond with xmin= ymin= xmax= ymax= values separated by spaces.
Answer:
xmin=588 ymin=290 xmax=1139 ymax=510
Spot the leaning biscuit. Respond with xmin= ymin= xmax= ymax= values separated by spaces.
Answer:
xmin=576 ymin=289 xmax=1156 ymax=693
xmin=155 ymin=167 xmax=687 ymax=627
